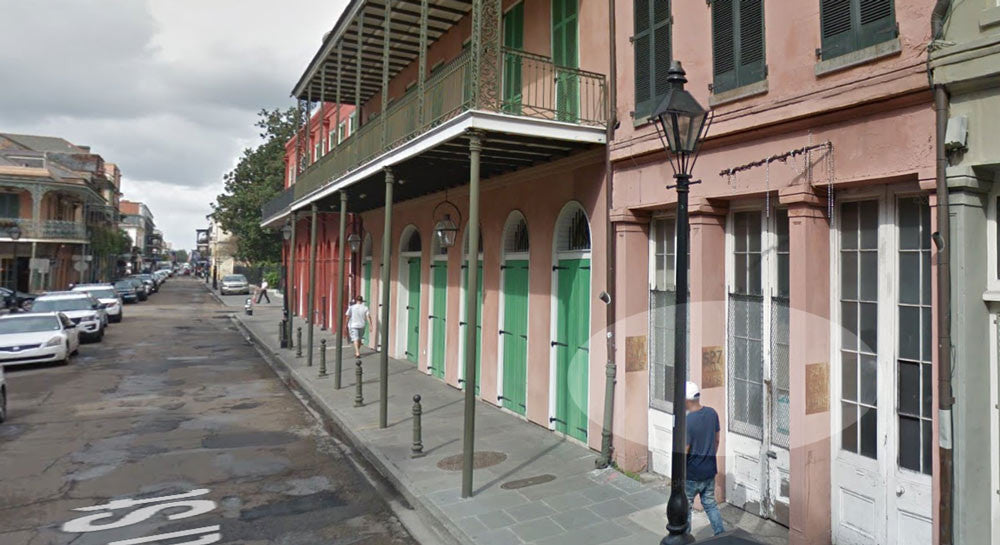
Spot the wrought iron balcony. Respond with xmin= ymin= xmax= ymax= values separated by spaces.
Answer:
xmin=289 ymin=48 xmax=607 ymax=201
xmin=0 ymin=219 xmax=88 ymax=240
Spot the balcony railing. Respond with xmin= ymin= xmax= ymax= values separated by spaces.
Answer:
xmin=286 ymin=48 xmax=607 ymax=202
xmin=0 ymin=219 xmax=88 ymax=240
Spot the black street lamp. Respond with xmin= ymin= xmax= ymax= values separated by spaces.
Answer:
xmin=280 ymin=222 xmax=294 ymax=347
xmin=650 ymin=61 xmax=711 ymax=545
xmin=346 ymin=232 xmax=361 ymax=254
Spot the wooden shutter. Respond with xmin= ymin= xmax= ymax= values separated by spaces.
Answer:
xmin=633 ymin=0 xmax=652 ymax=118
xmin=739 ymin=0 xmax=765 ymax=85
xmin=712 ymin=0 xmax=737 ymax=92
xmin=822 ymin=0 xmax=894 ymax=60
xmin=857 ymin=0 xmax=895 ymax=49
xmin=634 ymin=0 xmax=670 ymax=120
xmin=820 ymin=0 xmax=854 ymax=60
xmin=651 ymin=0 xmax=672 ymax=98
xmin=713 ymin=0 xmax=764 ymax=94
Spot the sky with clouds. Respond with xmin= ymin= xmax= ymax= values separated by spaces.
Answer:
xmin=0 ymin=0 xmax=349 ymax=249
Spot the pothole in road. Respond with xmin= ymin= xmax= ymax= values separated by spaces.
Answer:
xmin=238 ymin=490 xmax=345 ymax=522
xmin=202 ymin=431 xmax=298 ymax=449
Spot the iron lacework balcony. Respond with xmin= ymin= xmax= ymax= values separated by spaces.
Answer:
xmin=262 ymin=48 xmax=607 ymax=222
xmin=0 ymin=218 xmax=88 ymax=241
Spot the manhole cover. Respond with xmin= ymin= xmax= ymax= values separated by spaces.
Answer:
xmin=500 ymin=474 xmax=556 ymax=490
xmin=436 ymin=451 xmax=507 ymax=471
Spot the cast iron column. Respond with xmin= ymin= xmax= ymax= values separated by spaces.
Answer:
xmin=379 ymin=169 xmax=395 ymax=429
xmin=461 ymin=132 xmax=483 ymax=498
xmin=662 ymin=173 xmax=693 ymax=545
xmin=288 ymin=211 xmax=297 ymax=348
xmin=307 ymin=203 xmax=318 ymax=368
xmin=334 ymin=191 xmax=348 ymax=389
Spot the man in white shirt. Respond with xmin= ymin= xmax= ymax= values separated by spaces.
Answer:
xmin=345 ymin=295 xmax=373 ymax=358
xmin=255 ymin=279 xmax=271 ymax=303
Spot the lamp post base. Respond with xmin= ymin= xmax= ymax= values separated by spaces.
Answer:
xmin=660 ymin=530 xmax=696 ymax=545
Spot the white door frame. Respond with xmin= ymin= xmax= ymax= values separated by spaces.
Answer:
xmin=547 ymin=201 xmax=592 ymax=440
xmin=723 ymin=203 xmax=790 ymax=520
xmin=829 ymin=184 xmax=933 ymax=545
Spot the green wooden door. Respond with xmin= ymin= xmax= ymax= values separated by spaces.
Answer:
xmin=555 ymin=258 xmax=589 ymax=441
xmin=362 ymin=261 xmax=372 ymax=344
xmin=502 ymin=2 xmax=524 ymax=114
xmin=405 ymin=257 xmax=421 ymax=363
xmin=430 ymin=261 xmax=448 ymax=378
xmin=552 ymin=0 xmax=579 ymax=122
xmin=501 ymin=260 xmax=529 ymax=414
xmin=461 ymin=260 xmax=484 ymax=393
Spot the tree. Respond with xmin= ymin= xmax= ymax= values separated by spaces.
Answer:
xmin=212 ymin=107 xmax=298 ymax=264
xmin=174 ymin=249 xmax=189 ymax=263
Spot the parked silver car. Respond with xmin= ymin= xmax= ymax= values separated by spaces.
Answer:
xmin=220 ymin=274 xmax=250 ymax=295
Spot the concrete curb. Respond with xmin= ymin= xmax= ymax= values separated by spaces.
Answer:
xmin=231 ymin=314 xmax=468 ymax=545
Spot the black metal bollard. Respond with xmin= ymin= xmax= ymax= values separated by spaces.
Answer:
xmin=279 ymin=320 xmax=287 ymax=348
xmin=296 ymin=327 xmax=303 ymax=358
xmin=411 ymin=394 xmax=424 ymax=458
xmin=319 ymin=339 xmax=328 ymax=377
xmin=354 ymin=360 xmax=364 ymax=407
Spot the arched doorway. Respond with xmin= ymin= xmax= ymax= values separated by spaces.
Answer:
xmin=428 ymin=228 xmax=449 ymax=379
xmin=397 ymin=226 xmax=421 ymax=363
xmin=499 ymin=211 xmax=529 ymax=415
xmin=458 ymin=224 xmax=483 ymax=393
xmin=550 ymin=202 xmax=591 ymax=442
xmin=361 ymin=233 xmax=373 ymax=346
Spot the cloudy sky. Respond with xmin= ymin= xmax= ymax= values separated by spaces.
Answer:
xmin=0 ymin=0 xmax=349 ymax=249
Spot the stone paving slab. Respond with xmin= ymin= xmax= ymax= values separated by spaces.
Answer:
xmin=231 ymin=301 xmax=789 ymax=545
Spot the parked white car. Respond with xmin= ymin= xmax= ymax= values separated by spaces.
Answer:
xmin=29 ymin=293 xmax=106 ymax=342
xmin=0 ymin=313 xmax=80 ymax=367
xmin=71 ymin=284 xmax=123 ymax=323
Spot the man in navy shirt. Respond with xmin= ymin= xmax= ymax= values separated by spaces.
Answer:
xmin=685 ymin=381 xmax=725 ymax=535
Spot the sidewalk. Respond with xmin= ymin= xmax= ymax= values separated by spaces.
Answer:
xmin=230 ymin=299 xmax=788 ymax=545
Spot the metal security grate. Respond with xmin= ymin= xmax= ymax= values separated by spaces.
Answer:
xmin=770 ymin=296 xmax=790 ymax=449
xmin=728 ymin=293 xmax=764 ymax=439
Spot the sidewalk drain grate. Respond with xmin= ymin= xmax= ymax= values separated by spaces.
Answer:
xmin=500 ymin=474 xmax=556 ymax=490
xmin=436 ymin=451 xmax=507 ymax=471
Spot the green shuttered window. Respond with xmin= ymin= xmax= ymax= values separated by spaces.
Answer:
xmin=633 ymin=0 xmax=671 ymax=121
xmin=712 ymin=0 xmax=765 ymax=94
xmin=820 ymin=0 xmax=896 ymax=61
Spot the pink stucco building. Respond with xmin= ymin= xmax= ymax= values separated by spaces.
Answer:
xmin=263 ymin=1 xmax=945 ymax=543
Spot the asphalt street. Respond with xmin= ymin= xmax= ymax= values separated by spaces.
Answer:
xmin=0 ymin=277 xmax=417 ymax=545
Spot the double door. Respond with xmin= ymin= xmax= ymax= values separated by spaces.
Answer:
xmin=832 ymin=196 xmax=933 ymax=545
xmin=553 ymin=257 xmax=589 ymax=442
xmin=500 ymin=259 xmax=529 ymax=414
xmin=429 ymin=260 xmax=448 ymax=379
xmin=404 ymin=257 xmax=421 ymax=363
xmin=726 ymin=209 xmax=790 ymax=525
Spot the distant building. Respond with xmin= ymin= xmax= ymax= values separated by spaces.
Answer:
xmin=0 ymin=132 xmax=120 ymax=290
xmin=119 ymin=200 xmax=160 ymax=273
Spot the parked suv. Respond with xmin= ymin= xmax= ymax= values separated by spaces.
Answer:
xmin=71 ymin=284 xmax=123 ymax=323
xmin=113 ymin=279 xmax=140 ymax=303
xmin=29 ymin=293 xmax=106 ymax=342
xmin=220 ymin=274 xmax=250 ymax=295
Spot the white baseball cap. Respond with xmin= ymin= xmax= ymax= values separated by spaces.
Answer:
xmin=685 ymin=381 xmax=701 ymax=401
